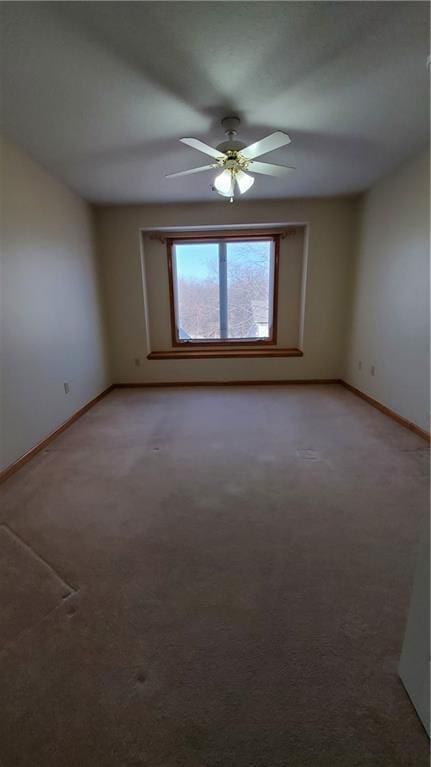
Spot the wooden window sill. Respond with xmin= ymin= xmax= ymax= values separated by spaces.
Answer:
xmin=147 ymin=348 xmax=303 ymax=360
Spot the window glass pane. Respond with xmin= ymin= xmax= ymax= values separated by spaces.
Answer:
xmin=174 ymin=242 xmax=220 ymax=340
xmin=226 ymin=240 xmax=273 ymax=339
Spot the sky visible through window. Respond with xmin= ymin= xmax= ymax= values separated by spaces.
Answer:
xmin=173 ymin=240 xmax=273 ymax=341
xmin=175 ymin=242 xmax=270 ymax=278
xmin=175 ymin=243 xmax=218 ymax=280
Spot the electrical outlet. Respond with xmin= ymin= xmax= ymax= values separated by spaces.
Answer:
xmin=134 ymin=357 xmax=141 ymax=367
xmin=358 ymin=361 xmax=362 ymax=371
xmin=370 ymin=365 xmax=375 ymax=377
xmin=64 ymin=382 xmax=71 ymax=394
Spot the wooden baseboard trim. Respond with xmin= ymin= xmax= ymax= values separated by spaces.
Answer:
xmin=340 ymin=381 xmax=430 ymax=443
xmin=114 ymin=379 xmax=342 ymax=388
xmin=0 ymin=385 xmax=115 ymax=484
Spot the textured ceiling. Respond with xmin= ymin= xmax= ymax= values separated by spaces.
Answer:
xmin=1 ymin=2 xmax=429 ymax=203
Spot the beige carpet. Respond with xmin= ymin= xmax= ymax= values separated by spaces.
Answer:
xmin=0 ymin=384 xmax=428 ymax=766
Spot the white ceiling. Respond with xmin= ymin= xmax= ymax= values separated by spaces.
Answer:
xmin=1 ymin=2 xmax=429 ymax=204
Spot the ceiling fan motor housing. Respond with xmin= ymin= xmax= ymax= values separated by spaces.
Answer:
xmin=216 ymin=139 xmax=246 ymax=153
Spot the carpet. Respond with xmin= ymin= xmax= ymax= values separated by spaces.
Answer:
xmin=0 ymin=384 xmax=428 ymax=766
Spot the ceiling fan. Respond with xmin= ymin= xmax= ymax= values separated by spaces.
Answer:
xmin=166 ymin=117 xmax=295 ymax=201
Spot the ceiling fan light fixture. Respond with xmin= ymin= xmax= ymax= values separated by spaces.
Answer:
xmin=236 ymin=170 xmax=254 ymax=194
xmin=214 ymin=169 xmax=235 ymax=196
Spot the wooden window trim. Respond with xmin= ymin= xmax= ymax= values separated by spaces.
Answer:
xmin=167 ymin=232 xmax=280 ymax=348
xmin=148 ymin=348 xmax=303 ymax=360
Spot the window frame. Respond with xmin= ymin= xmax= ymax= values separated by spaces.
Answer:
xmin=167 ymin=232 xmax=280 ymax=347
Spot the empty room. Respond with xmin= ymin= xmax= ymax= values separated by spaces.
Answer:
xmin=0 ymin=2 xmax=429 ymax=765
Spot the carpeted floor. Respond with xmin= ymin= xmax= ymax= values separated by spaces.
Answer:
xmin=0 ymin=384 xmax=428 ymax=766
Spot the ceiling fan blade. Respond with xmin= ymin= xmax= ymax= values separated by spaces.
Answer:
xmin=249 ymin=160 xmax=295 ymax=177
xmin=166 ymin=164 xmax=216 ymax=179
xmin=241 ymin=131 xmax=291 ymax=160
xmin=180 ymin=137 xmax=225 ymax=159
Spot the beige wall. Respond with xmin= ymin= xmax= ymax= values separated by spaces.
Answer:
xmin=344 ymin=149 xmax=430 ymax=432
xmin=0 ymin=137 xmax=110 ymax=470
xmin=95 ymin=198 xmax=358 ymax=384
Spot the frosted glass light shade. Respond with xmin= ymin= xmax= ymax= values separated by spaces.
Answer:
xmin=214 ymin=169 xmax=235 ymax=196
xmin=236 ymin=170 xmax=255 ymax=194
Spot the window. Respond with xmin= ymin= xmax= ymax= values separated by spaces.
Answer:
xmin=168 ymin=234 xmax=279 ymax=345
